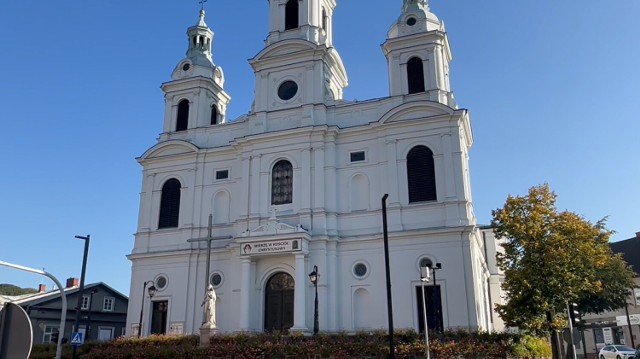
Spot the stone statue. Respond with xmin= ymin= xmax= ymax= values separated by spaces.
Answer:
xmin=201 ymin=284 xmax=217 ymax=328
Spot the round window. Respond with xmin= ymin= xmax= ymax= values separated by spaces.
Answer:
xmin=406 ymin=17 xmax=417 ymax=26
xmin=182 ymin=63 xmax=191 ymax=71
xmin=353 ymin=263 xmax=368 ymax=278
xmin=277 ymin=80 xmax=298 ymax=101
xmin=155 ymin=275 xmax=168 ymax=290
xmin=210 ymin=272 xmax=223 ymax=288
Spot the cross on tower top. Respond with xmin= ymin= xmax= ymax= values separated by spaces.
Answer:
xmin=199 ymin=0 xmax=207 ymax=11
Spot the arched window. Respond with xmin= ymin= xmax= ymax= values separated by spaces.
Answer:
xmin=272 ymin=160 xmax=293 ymax=205
xmin=176 ymin=99 xmax=189 ymax=131
xmin=158 ymin=178 xmax=181 ymax=229
xmin=285 ymin=0 xmax=299 ymax=30
xmin=407 ymin=146 xmax=436 ymax=203
xmin=210 ymin=105 xmax=218 ymax=125
xmin=407 ymin=57 xmax=425 ymax=94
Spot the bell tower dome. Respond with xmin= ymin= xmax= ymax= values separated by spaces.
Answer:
xmin=382 ymin=0 xmax=456 ymax=107
xmin=160 ymin=9 xmax=231 ymax=135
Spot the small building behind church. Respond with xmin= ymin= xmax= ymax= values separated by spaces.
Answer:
xmin=126 ymin=0 xmax=504 ymax=336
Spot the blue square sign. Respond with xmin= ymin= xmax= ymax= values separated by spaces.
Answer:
xmin=71 ymin=332 xmax=84 ymax=346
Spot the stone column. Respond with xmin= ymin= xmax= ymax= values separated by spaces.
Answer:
xmin=292 ymin=254 xmax=307 ymax=331
xmin=239 ymin=258 xmax=251 ymax=331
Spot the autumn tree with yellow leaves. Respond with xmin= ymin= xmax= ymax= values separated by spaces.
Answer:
xmin=491 ymin=184 xmax=634 ymax=340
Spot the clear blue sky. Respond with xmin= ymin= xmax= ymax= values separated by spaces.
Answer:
xmin=1 ymin=1 xmax=638 ymax=296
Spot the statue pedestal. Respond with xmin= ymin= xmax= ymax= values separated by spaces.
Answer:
xmin=199 ymin=326 xmax=218 ymax=347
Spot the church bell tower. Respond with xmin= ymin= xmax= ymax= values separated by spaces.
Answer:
xmin=249 ymin=0 xmax=348 ymax=114
xmin=160 ymin=9 xmax=231 ymax=135
xmin=383 ymin=0 xmax=456 ymax=107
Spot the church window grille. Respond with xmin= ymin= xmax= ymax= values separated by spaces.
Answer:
xmin=407 ymin=145 xmax=437 ymax=202
xmin=271 ymin=160 xmax=293 ymax=205
xmin=155 ymin=275 xmax=168 ymax=290
xmin=211 ymin=105 xmax=218 ymax=125
xmin=350 ymin=151 xmax=366 ymax=162
xmin=210 ymin=272 xmax=224 ymax=288
xmin=353 ymin=262 xmax=368 ymax=279
xmin=215 ymin=170 xmax=229 ymax=180
xmin=176 ymin=99 xmax=189 ymax=131
xmin=407 ymin=57 xmax=426 ymax=94
xmin=285 ymin=0 xmax=299 ymax=30
xmin=159 ymin=178 xmax=181 ymax=228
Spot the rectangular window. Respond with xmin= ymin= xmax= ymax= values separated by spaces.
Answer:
xmin=81 ymin=295 xmax=90 ymax=310
xmin=215 ymin=170 xmax=229 ymax=180
xmin=43 ymin=325 xmax=59 ymax=343
xmin=103 ymin=297 xmax=115 ymax=312
xmin=594 ymin=328 xmax=604 ymax=344
xmin=350 ymin=151 xmax=366 ymax=162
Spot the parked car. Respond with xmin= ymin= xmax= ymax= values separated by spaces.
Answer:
xmin=599 ymin=345 xmax=636 ymax=359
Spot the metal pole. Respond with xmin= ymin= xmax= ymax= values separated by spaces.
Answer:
xmin=566 ymin=303 xmax=577 ymax=359
xmin=137 ymin=281 xmax=149 ymax=338
xmin=421 ymin=280 xmax=430 ymax=359
xmin=625 ymin=303 xmax=635 ymax=348
xmin=0 ymin=260 xmax=67 ymax=359
xmin=205 ymin=214 xmax=213 ymax=291
xmin=86 ymin=290 xmax=96 ymax=341
xmin=313 ymin=267 xmax=319 ymax=335
xmin=381 ymin=194 xmax=395 ymax=359
xmin=72 ymin=235 xmax=90 ymax=359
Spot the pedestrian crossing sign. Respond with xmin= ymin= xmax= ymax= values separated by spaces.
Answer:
xmin=71 ymin=332 xmax=84 ymax=346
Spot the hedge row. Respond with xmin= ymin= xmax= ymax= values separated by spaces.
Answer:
xmin=30 ymin=330 xmax=551 ymax=359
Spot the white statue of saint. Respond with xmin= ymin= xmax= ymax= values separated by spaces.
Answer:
xmin=201 ymin=284 xmax=217 ymax=329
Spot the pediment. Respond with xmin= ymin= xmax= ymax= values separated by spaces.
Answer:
xmin=379 ymin=101 xmax=455 ymax=125
xmin=250 ymin=40 xmax=317 ymax=62
xmin=242 ymin=210 xmax=308 ymax=237
xmin=138 ymin=140 xmax=199 ymax=161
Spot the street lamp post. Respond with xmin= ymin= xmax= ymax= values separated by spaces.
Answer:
xmin=430 ymin=263 xmax=442 ymax=285
xmin=430 ymin=263 xmax=442 ymax=332
xmin=308 ymin=265 xmax=319 ymax=335
xmin=137 ymin=281 xmax=157 ymax=338
xmin=72 ymin=234 xmax=90 ymax=359
xmin=85 ymin=289 xmax=98 ymax=341
xmin=420 ymin=264 xmax=431 ymax=359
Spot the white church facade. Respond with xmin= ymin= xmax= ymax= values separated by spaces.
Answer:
xmin=126 ymin=0 xmax=503 ymax=336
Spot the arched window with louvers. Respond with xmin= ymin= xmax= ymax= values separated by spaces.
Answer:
xmin=158 ymin=178 xmax=181 ymax=228
xmin=407 ymin=145 xmax=437 ymax=203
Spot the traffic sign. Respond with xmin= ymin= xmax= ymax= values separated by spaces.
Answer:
xmin=0 ymin=302 xmax=33 ymax=359
xmin=70 ymin=332 xmax=84 ymax=346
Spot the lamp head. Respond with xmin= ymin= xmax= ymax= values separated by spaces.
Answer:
xmin=308 ymin=265 xmax=319 ymax=285
xmin=435 ymin=262 xmax=442 ymax=270
xmin=147 ymin=284 xmax=157 ymax=298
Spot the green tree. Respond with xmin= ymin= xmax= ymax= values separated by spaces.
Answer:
xmin=492 ymin=184 xmax=635 ymax=337
xmin=0 ymin=283 xmax=37 ymax=296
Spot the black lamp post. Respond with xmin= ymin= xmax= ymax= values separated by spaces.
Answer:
xmin=430 ymin=263 xmax=442 ymax=332
xmin=137 ymin=281 xmax=157 ymax=338
xmin=72 ymin=235 xmax=90 ymax=359
xmin=430 ymin=263 xmax=442 ymax=284
xmin=308 ymin=265 xmax=319 ymax=335
xmin=85 ymin=289 xmax=98 ymax=341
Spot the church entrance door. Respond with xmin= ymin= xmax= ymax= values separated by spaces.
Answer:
xmin=150 ymin=300 xmax=168 ymax=335
xmin=264 ymin=272 xmax=294 ymax=332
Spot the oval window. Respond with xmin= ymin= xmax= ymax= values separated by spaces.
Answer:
xmin=278 ymin=81 xmax=298 ymax=101
xmin=406 ymin=17 xmax=417 ymax=26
